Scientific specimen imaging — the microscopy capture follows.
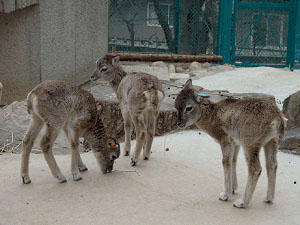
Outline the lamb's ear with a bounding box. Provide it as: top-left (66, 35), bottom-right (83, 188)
top-left (111, 55), bottom-right (120, 66)
top-left (182, 79), bottom-right (193, 90)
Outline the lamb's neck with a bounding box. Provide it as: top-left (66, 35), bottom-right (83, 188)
top-left (109, 66), bottom-right (127, 93)
top-left (196, 103), bottom-right (219, 131)
top-left (84, 116), bottom-right (108, 149)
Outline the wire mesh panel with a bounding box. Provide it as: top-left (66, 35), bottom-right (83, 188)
top-left (108, 0), bottom-right (220, 55)
top-left (233, 9), bottom-right (289, 66)
top-left (109, 0), bottom-right (175, 53)
top-left (176, 0), bottom-right (219, 55)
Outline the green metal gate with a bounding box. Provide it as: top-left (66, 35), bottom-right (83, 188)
top-left (230, 0), bottom-right (298, 68)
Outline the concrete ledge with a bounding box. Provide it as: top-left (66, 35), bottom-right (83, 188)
top-left (0, 0), bottom-right (39, 13)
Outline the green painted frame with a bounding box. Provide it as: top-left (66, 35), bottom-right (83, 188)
top-left (230, 0), bottom-right (297, 69)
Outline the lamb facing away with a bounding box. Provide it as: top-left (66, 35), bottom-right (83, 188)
top-left (21, 80), bottom-right (120, 184)
top-left (175, 79), bottom-right (286, 208)
top-left (91, 55), bottom-right (164, 166)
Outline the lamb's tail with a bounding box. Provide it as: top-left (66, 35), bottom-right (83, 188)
top-left (278, 116), bottom-right (288, 141)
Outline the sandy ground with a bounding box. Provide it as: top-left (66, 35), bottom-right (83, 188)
top-left (1, 66), bottom-right (300, 224)
top-left (0, 131), bottom-right (299, 225)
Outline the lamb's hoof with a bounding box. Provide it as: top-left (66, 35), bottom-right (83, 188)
top-left (264, 198), bottom-right (273, 204)
top-left (144, 156), bottom-right (149, 160)
top-left (219, 192), bottom-right (230, 201)
top-left (22, 176), bottom-right (31, 184)
top-left (130, 158), bottom-right (136, 166)
top-left (57, 176), bottom-right (67, 183)
top-left (73, 174), bottom-right (83, 181)
top-left (233, 199), bottom-right (247, 208)
top-left (124, 151), bottom-right (129, 156)
top-left (78, 166), bottom-right (88, 172)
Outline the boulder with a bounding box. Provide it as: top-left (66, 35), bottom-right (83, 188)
top-left (169, 73), bottom-right (190, 80)
top-left (122, 64), bottom-right (169, 81)
top-left (279, 127), bottom-right (300, 153)
top-left (168, 64), bottom-right (176, 73)
top-left (151, 61), bottom-right (167, 67)
top-left (89, 80), bottom-right (275, 144)
top-left (282, 91), bottom-right (300, 129)
top-left (189, 62), bottom-right (203, 72)
top-left (176, 66), bottom-right (185, 73)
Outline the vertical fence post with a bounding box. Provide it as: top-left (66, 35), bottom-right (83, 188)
top-left (173, 0), bottom-right (180, 54)
top-left (286, 0), bottom-right (297, 69)
top-left (289, 0), bottom-right (300, 69)
top-left (216, 0), bottom-right (233, 64)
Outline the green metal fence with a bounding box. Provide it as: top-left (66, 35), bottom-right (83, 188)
top-left (109, 0), bottom-right (219, 55)
top-left (230, 0), bottom-right (297, 68)
top-left (108, 0), bottom-right (300, 69)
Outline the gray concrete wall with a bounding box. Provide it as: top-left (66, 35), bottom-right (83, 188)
top-left (0, 5), bottom-right (41, 104)
top-left (40, 0), bottom-right (109, 85)
top-left (0, 0), bottom-right (109, 104)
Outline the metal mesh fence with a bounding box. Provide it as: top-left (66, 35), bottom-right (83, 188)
top-left (233, 9), bottom-right (289, 66)
top-left (108, 0), bottom-right (219, 55)
top-left (108, 0), bottom-right (299, 68)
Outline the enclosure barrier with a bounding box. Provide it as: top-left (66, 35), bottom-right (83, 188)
top-left (107, 52), bottom-right (222, 62)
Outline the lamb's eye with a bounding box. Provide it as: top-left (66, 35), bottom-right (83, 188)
top-left (100, 67), bottom-right (108, 72)
top-left (186, 107), bottom-right (193, 112)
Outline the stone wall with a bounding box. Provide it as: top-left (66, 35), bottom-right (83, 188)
top-left (0, 0), bottom-right (109, 104)
top-left (0, 5), bottom-right (41, 104)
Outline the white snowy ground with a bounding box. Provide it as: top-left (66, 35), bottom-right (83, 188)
top-left (193, 66), bottom-right (300, 109)
top-left (0, 66), bottom-right (300, 225)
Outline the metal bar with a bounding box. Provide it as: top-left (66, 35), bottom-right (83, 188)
top-left (231, 0), bottom-right (238, 64)
top-left (287, 0), bottom-right (297, 69)
top-left (293, 0), bottom-right (300, 69)
top-left (236, 2), bottom-right (292, 10)
top-left (107, 52), bottom-right (223, 62)
top-left (173, 0), bottom-right (180, 54)
top-left (216, 0), bottom-right (233, 64)
top-left (235, 63), bottom-right (286, 68)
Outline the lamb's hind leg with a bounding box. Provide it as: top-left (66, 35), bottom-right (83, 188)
top-left (21, 114), bottom-right (43, 184)
top-left (264, 139), bottom-right (278, 204)
top-left (131, 121), bottom-right (145, 166)
top-left (232, 144), bottom-right (240, 194)
top-left (143, 112), bottom-right (156, 160)
top-left (123, 112), bottom-right (132, 156)
top-left (40, 123), bottom-right (66, 183)
top-left (234, 146), bottom-right (262, 208)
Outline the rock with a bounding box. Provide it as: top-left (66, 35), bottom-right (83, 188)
top-left (168, 64), bottom-right (176, 73)
top-left (201, 62), bottom-right (211, 68)
top-left (0, 100), bottom-right (70, 154)
top-left (176, 66), bottom-right (185, 73)
top-left (189, 62), bottom-right (203, 72)
top-left (122, 65), bottom-right (169, 81)
top-left (279, 127), bottom-right (300, 152)
top-left (169, 73), bottom-right (190, 80)
top-left (151, 61), bottom-right (167, 67)
top-left (91, 82), bottom-right (181, 142)
top-left (282, 91), bottom-right (300, 129)
top-left (90, 81), bottom-right (275, 144)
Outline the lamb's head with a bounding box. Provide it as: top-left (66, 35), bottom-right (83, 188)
top-left (92, 137), bottom-right (120, 173)
top-left (91, 55), bottom-right (120, 83)
top-left (175, 79), bottom-right (210, 128)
